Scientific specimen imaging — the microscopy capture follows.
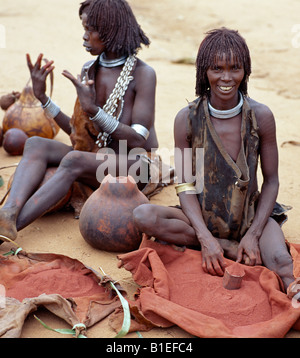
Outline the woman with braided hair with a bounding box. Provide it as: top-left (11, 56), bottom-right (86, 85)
top-left (0, 0), bottom-right (160, 245)
top-left (133, 27), bottom-right (299, 299)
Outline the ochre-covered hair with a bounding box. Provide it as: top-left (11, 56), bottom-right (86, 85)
top-left (86, 0), bottom-right (150, 56)
top-left (195, 27), bottom-right (251, 97)
top-left (79, 0), bottom-right (93, 17)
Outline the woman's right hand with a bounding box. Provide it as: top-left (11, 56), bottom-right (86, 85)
top-left (199, 235), bottom-right (227, 276)
top-left (26, 53), bottom-right (54, 105)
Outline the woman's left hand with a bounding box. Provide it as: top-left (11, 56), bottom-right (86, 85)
top-left (62, 69), bottom-right (98, 117)
top-left (236, 233), bottom-right (262, 266)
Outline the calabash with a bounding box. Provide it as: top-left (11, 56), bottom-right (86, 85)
top-left (79, 174), bottom-right (149, 252)
top-left (2, 84), bottom-right (59, 139)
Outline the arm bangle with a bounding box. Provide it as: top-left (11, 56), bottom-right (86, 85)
top-left (175, 182), bottom-right (196, 196)
top-left (90, 107), bottom-right (119, 135)
top-left (131, 124), bottom-right (150, 140)
top-left (42, 97), bottom-right (61, 119)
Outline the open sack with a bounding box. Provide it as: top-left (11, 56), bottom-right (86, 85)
top-left (0, 250), bottom-right (125, 338)
top-left (113, 235), bottom-right (300, 338)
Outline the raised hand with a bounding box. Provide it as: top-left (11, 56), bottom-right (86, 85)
top-left (26, 53), bottom-right (54, 104)
top-left (62, 69), bottom-right (98, 117)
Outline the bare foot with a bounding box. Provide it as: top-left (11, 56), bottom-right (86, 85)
top-left (218, 238), bottom-right (250, 264)
top-left (218, 239), bottom-right (239, 260)
top-left (0, 208), bottom-right (18, 243)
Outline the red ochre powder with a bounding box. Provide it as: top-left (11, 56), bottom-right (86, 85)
top-left (194, 268), bottom-right (272, 329)
top-left (6, 266), bottom-right (103, 301)
top-left (225, 261), bottom-right (245, 277)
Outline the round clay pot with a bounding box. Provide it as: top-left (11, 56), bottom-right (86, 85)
top-left (3, 128), bottom-right (29, 155)
top-left (79, 174), bottom-right (149, 252)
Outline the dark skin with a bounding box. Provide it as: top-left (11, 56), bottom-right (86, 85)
top-left (0, 11), bottom-right (158, 242)
top-left (133, 54), bottom-right (296, 292)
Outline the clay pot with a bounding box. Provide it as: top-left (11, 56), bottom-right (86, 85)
top-left (3, 128), bottom-right (29, 155)
top-left (79, 174), bottom-right (149, 252)
top-left (2, 82), bottom-right (59, 139)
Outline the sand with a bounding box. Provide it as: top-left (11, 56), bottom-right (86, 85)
top-left (0, 0), bottom-right (300, 338)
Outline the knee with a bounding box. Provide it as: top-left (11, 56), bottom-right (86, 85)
top-left (58, 150), bottom-right (83, 173)
top-left (272, 250), bottom-right (293, 269)
top-left (260, 218), bottom-right (292, 268)
top-left (262, 245), bottom-right (293, 276)
top-left (23, 136), bottom-right (49, 158)
top-left (133, 204), bottom-right (157, 233)
top-left (53, 150), bottom-right (85, 181)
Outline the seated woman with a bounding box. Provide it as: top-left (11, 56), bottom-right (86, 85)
top-left (0, 0), bottom-right (159, 245)
top-left (133, 27), bottom-right (299, 299)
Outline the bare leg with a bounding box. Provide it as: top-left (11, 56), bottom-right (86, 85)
top-left (259, 218), bottom-right (295, 291)
top-left (0, 137), bottom-right (72, 240)
top-left (133, 204), bottom-right (240, 258)
top-left (133, 204), bottom-right (198, 246)
top-left (16, 151), bottom-right (141, 230)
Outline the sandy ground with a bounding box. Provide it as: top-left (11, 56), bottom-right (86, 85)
top-left (1, 0), bottom-right (300, 338)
